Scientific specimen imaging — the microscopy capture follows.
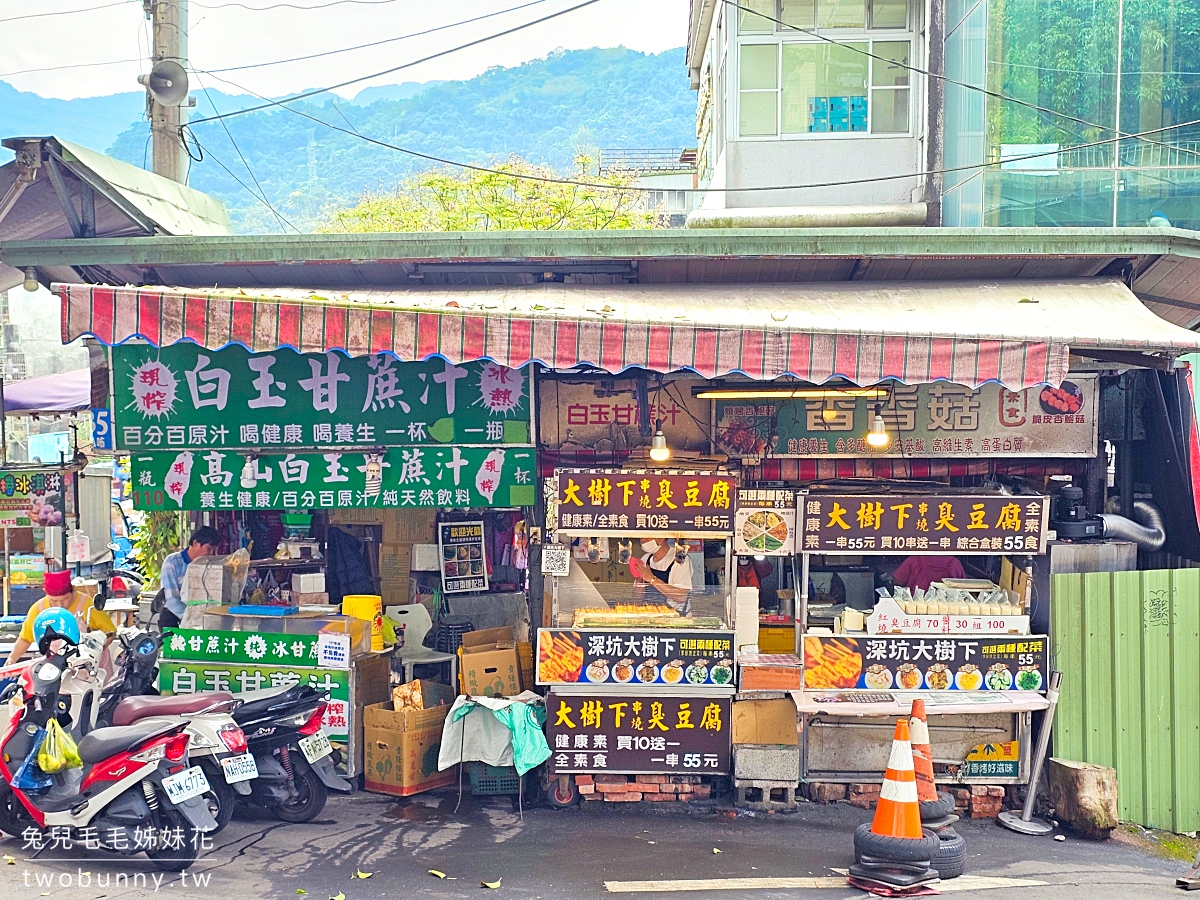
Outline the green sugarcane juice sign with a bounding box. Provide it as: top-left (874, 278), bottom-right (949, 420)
top-left (158, 661), bottom-right (350, 736)
top-left (163, 628), bottom-right (321, 666)
top-left (112, 343), bottom-right (530, 451)
top-left (131, 445), bottom-right (536, 510)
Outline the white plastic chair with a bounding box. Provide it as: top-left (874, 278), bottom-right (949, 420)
top-left (385, 603), bottom-right (457, 689)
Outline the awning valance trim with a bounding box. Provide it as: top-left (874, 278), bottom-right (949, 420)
top-left (57, 279), bottom-right (1200, 390)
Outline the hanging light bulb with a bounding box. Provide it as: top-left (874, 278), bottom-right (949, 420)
top-left (240, 456), bottom-right (257, 489)
top-left (866, 405), bottom-right (890, 449)
top-left (649, 419), bottom-right (671, 462)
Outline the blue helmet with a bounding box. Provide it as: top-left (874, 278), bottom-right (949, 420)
top-left (32, 607), bottom-right (80, 647)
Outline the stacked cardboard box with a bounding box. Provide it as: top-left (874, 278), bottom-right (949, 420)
top-left (459, 627), bottom-right (521, 698)
top-left (362, 684), bottom-right (457, 797)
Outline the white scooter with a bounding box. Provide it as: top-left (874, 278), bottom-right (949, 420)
top-left (55, 630), bottom-right (257, 833)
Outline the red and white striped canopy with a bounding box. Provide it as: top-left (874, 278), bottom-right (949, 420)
top-left (57, 279), bottom-right (1200, 389)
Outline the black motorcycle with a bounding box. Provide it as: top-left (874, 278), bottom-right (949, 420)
top-left (230, 683), bottom-right (352, 823)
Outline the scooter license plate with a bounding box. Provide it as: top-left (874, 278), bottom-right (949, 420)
top-left (298, 732), bottom-right (332, 763)
top-left (162, 765), bottom-right (211, 804)
top-left (220, 753), bottom-right (259, 784)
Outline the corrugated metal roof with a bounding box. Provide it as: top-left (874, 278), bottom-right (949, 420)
top-left (54, 139), bottom-right (230, 237)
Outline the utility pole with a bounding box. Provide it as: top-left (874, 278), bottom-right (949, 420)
top-left (141, 0), bottom-right (190, 184)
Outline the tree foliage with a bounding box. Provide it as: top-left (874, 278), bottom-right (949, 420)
top-left (321, 155), bottom-right (653, 232)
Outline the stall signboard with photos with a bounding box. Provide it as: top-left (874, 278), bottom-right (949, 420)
top-left (551, 470), bottom-right (737, 537)
top-left (546, 692), bottom-right (731, 774)
top-left (0, 469), bottom-right (70, 527)
top-left (799, 493), bottom-right (1050, 555)
top-left (537, 628), bottom-right (736, 688)
top-left (131, 446), bottom-right (535, 510)
top-left (715, 377), bottom-right (1098, 459)
top-left (734, 487), bottom-right (797, 556)
top-left (802, 635), bottom-right (1048, 693)
top-left (113, 344), bottom-right (531, 451)
top-left (439, 521), bottom-right (488, 593)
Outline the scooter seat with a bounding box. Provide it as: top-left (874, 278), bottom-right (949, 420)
top-left (112, 692), bottom-right (235, 726)
top-left (77, 719), bottom-right (178, 764)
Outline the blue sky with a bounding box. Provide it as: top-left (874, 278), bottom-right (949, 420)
top-left (3, 0), bottom-right (688, 100)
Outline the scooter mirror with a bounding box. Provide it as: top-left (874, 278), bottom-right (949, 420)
top-left (93, 589), bottom-right (106, 612)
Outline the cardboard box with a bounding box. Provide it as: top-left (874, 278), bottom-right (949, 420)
top-left (330, 509), bottom-right (384, 525)
top-left (460, 627), bottom-right (520, 698)
top-left (391, 679), bottom-right (456, 711)
top-left (732, 699), bottom-right (798, 745)
top-left (362, 700), bottom-right (456, 796)
top-left (294, 572), bottom-right (325, 593)
top-left (517, 642), bottom-right (534, 691)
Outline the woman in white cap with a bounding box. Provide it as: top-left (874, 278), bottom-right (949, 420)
top-left (628, 538), bottom-right (694, 614)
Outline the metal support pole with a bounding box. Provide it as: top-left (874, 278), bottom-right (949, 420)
top-left (3, 527), bottom-right (8, 617)
top-left (1, 376), bottom-right (7, 466)
top-left (795, 552), bottom-right (810, 655)
top-left (998, 670), bottom-right (1063, 835)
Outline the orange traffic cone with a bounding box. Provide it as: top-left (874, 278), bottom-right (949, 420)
top-left (870, 718), bottom-right (924, 839)
top-left (908, 700), bottom-right (938, 803)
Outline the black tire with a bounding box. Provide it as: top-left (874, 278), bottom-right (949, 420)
top-left (547, 777), bottom-right (579, 809)
top-left (919, 792), bottom-right (956, 820)
top-left (271, 757), bottom-right (327, 823)
top-left (853, 823), bottom-right (940, 862)
top-left (199, 759), bottom-right (235, 834)
top-left (144, 808), bottom-right (200, 872)
top-left (931, 831), bottom-right (966, 879)
top-left (0, 784), bottom-right (32, 837)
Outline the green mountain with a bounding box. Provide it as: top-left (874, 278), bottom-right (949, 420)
top-left (104, 47), bottom-right (695, 232)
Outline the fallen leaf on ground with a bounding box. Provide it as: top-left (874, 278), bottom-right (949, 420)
top-left (3, 855), bottom-right (15, 865)
top-left (296, 890), bottom-right (307, 894)
top-left (482, 878), bottom-right (502, 889)
top-left (712, 848), bottom-right (722, 854)
top-left (355, 871), bottom-right (372, 879)
top-left (429, 870), bottom-right (447, 879)
top-left (330, 893), bottom-right (345, 900)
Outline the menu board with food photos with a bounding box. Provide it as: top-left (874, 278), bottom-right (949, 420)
top-left (802, 635), bottom-right (1047, 692)
top-left (537, 628), bottom-right (735, 688)
top-left (546, 692), bottom-right (731, 774)
top-left (734, 488), bottom-right (797, 556)
top-left (439, 520), bottom-right (488, 594)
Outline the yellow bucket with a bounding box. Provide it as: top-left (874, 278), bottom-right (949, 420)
top-left (342, 594), bottom-right (383, 651)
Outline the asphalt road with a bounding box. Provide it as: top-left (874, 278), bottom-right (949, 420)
top-left (0, 791), bottom-right (1187, 900)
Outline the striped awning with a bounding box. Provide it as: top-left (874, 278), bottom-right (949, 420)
top-left (56, 278), bottom-right (1200, 390)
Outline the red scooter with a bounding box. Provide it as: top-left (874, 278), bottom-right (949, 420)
top-left (0, 630), bottom-right (218, 871)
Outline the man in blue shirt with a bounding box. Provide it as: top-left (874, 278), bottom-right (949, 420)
top-left (159, 526), bottom-right (222, 630)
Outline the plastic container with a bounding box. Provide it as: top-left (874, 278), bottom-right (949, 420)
top-left (343, 594), bottom-right (384, 650)
top-left (469, 763), bottom-right (521, 795)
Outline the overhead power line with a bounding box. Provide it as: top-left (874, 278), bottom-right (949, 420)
top-left (193, 68), bottom-right (1200, 197)
top-left (0, 58), bottom-right (144, 78)
top-left (188, 0), bottom-right (606, 124)
top-left (722, 0), bottom-right (1200, 159)
top-left (196, 0), bottom-right (555, 73)
top-left (0, 1), bottom-right (135, 26)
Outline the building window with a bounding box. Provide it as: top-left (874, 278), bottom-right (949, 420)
top-left (740, 0), bottom-right (909, 33)
top-left (736, 0), bottom-right (913, 138)
top-left (741, 38), bottom-right (911, 137)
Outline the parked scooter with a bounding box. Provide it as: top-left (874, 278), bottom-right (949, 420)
top-left (82, 627), bottom-right (347, 824)
top-left (0, 616), bottom-right (218, 871)
top-left (55, 629), bottom-right (256, 833)
top-left (228, 683), bottom-right (352, 822)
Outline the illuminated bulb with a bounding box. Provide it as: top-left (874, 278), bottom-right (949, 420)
top-left (23, 268), bottom-right (38, 293)
top-left (821, 407), bottom-right (840, 423)
top-left (866, 408), bottom-right (890, 449)
top-left (649, 420), bottom-right (671, 462)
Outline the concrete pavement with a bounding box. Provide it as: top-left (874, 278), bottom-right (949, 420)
top-left (0, 791), bottom-right (1187, 899)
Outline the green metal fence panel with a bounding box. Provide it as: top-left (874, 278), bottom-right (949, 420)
top-left (1052, 569), bottom-right (1200, 833)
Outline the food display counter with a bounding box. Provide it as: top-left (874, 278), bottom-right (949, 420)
top-left (789, 488), bottom-right (1053, 786)
top-left (540, 469), bottom-right (739, 779)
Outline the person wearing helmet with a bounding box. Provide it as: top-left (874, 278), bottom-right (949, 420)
top-left (4, 569), bottom-right (115, 665)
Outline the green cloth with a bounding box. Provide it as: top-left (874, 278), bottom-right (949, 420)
top-left (448, 695), bottom-right (550, 776)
